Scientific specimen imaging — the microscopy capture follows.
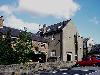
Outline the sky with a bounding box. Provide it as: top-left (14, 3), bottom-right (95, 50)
top-left (0, 0), bottom-right (100, 43)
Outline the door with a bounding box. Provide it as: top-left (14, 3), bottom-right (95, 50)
top-left (66, 52), bottom-right (72, 61)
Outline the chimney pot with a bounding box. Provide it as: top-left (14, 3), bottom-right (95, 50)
top-left (0, 16), bottom-right (4, 28)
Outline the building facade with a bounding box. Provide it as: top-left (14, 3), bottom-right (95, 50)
top-left (0, 16), bottom-right (83, 63)
top-left (39, 19), bottom-right (83, 62)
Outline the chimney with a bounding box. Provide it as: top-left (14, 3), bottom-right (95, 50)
top-left (43, 24), bottom-right (47, 33)
top-left (0, 16), bottom-right (4, 28)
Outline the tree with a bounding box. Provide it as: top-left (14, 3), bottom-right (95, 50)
top-left (14, 29), bottom-right (33, 63)
top-left (0, 28), bottom-right (34, 65)
top-left (0, 29), bottom-right (17, 65)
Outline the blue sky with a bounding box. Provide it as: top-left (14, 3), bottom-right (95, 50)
top-left (73, 0), bottom-right (100, 44)
top-left (0, 0), bottom-right (100, 43)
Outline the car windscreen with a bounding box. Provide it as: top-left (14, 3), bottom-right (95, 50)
top-left (96, 56), bottom-right (100, 60)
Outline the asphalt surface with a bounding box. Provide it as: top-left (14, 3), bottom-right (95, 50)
top-left (40, 70), bottom-right (96, 75)
top-left (40, 67), bottom-right (100, 75)
top-left (0, 67), bottom-right (100, 75)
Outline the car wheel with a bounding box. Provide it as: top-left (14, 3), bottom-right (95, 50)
top-left (93, 64), bottom-right (96, 67)
top-left (72, 63), bottom-right (79, 67)
top-left (95, 63), bottom-right (100, 67)
top-left (75, 63), bottom-right (80, 67)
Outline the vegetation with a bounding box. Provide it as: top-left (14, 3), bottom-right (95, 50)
top-left (0, 28), bottom-right (34, 65)
top-left (0, 29), bottom-right (17, 64)
top-left (0, 27), bottom-right (46, 65)
top-left (14, 29), bottom-right (33, 63)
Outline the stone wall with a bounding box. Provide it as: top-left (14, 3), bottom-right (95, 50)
top-left (0, 62), bottom-right (75, 75)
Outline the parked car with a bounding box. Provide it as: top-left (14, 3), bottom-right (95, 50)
top-left (75, 56), bottom-right (100, 66)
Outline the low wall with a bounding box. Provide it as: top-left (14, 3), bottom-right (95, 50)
top-left (0, 61), bottom-right (75, 75)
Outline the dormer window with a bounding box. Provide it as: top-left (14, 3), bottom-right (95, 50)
top-left (52, 34), bottom-right (55, 40)
top-left (58, 25), bottom-right (62, 29)
top-left (2, 35), bottom-right (6, 38)
top-left (47, 28), bottom-right (50, 32)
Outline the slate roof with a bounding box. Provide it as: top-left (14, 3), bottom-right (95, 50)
top-left (0, 26), bottom-right (21, 37)
top-left (32, 34), bottom-right (47, 42)
top-left (41, 19), bottom-right (71, 35)
top-left (0, 19), bottom-right (71, 42)
top-left (83, 38), bottom-right (89, 43)
top-left (0, 26), bottom-right (47, 43)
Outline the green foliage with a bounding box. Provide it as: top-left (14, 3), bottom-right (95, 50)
top-left (0, 28), bottom-right (46, 65)
top-left (0, 28), bottom-right (33, 65)
top-left (0, 29), bottom-right (18, 65)
top-left (14, 30), bottom-right (33, 63)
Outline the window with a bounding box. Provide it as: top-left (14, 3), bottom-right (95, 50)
top-left (41, 44), bottom-right (45, 48)
top-left (89, 43), bottom-right (92, 46)
top-left (83, 43), bottom-right (86, 48)
top-left (67, 54), bottom-right (71, 61)
top-left (75, 55), bottom-right (78, 60)
top-left (2, 35), bottom-right (6, 38)
top-left (50, 50), bottom-right (56, 57)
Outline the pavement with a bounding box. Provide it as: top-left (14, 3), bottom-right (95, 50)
top-left (39, 66), bottom-right (100, 75)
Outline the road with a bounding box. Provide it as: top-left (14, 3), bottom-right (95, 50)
top-left (0, 66), bottom-right (100, 75)
top-left (39, 66), bottom-right (100, 75)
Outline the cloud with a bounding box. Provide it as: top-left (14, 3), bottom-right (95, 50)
top-left (90, 17), bottom-right (100, 25)
top-left (0, 0), bottom-right (80, 33)
top-left (18, 0), bottom-right (80, 19)
top-left (0, 5), bottom-right (13, 15)
top-left (0, 5), bottom-right (40, 33)
top-left (5, 15), bottom-right (40, 33)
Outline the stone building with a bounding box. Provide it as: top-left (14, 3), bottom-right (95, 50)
top-left (0, 16), bottom-right (83, 63)
top-left (39, 19), bottom-right (83, 62)
top-left (31, 34), bottom-right (48, 55)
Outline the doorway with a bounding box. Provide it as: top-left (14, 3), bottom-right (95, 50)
top-left (66, 52), bottom-right (72, 61)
